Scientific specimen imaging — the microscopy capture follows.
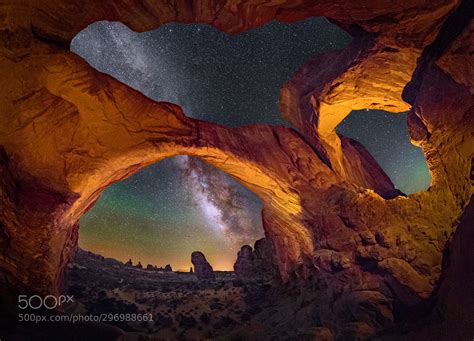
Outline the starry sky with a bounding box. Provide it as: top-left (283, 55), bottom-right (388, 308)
top-left (72, 18), bottom-right (431, 271)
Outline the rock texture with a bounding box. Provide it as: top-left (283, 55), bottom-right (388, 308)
top-left (0, 0), bottom-right (472, 338)
top-left (191, 252), bottom-right (215, 281)
top-left (234, 238), bottom-right (279, 281)
top-left (234, 245), bottom-right (256, 279)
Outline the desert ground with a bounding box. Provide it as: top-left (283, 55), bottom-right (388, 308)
top-left (63, 250), bottom-right (277, 340)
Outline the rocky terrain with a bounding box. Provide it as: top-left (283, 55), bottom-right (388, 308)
top-left (64, 249), bottom-right (277, 340)
top-left (66, 248), bottom-right (422, 340)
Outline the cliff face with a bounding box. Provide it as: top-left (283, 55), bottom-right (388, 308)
top-left (0, 0), bottom-right (472, 337)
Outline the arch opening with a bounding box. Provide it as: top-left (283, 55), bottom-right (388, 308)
top-left (66, 14), bottom-right (434, 279)
top-left (67, 16), bottom-right (434, 203)
top-left (70, 18), bottom-right (352, 127)
top-left (67, 17), bottom-right (353, 276)
top-left (336, 109), bottom-right (432, 195)
top-left (79, 155), bottom-right (265, 271)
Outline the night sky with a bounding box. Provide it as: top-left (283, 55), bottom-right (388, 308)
top-left (71, 18), bottom-right (430, 271)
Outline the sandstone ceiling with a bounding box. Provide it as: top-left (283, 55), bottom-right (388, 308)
top-left (0, 0), bottom-right (472, 338)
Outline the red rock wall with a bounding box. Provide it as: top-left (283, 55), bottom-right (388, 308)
top-left (0, 0), bottom-right (472, 337)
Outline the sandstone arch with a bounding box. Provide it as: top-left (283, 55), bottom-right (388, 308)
top-left (0, 0), bottom-right (472, 337)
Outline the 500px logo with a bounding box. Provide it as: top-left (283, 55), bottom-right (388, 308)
top-left (18, 295), bottom-right (74, 310)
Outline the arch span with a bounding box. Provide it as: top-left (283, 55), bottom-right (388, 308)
top-left (1, 49), bottom-right (334, 292)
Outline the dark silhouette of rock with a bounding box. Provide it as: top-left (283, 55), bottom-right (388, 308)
top-left (146, 264), bottom-right (154, 271)
top-left (125, 259), bottom-right (133, 267)
top-left (190, 267), bottom-right (193, 273)
top-left (164, 264), bottom-right (172, 272)
top-left (191, 252), bottom-right (215, 281)
top-left (135, 261), bottom-right (143, 269)
top-left (254, 238), bottom-right (279, 279)
top-left (234, 245), bottom-right (255, 278)
top-left (234, 238), bottom-right (279, 280)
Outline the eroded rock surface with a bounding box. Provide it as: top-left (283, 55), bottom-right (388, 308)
top-left (234, 238), bottom-right (279, 281)
top-left (234, 245), bottom-right (255, 279)
top-left (0, 0), bottom-right (472, 338)
top-left (191, 252), bottom-right (215, 281)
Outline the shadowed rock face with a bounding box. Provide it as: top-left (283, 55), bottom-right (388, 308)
top-left (234, 245), bottom-right (256, 279)
top-left (191, 252), bottom-right (215, 281)
top-left (0, 0), bottom-right (472, 337)
top-left (234, 238), bottom-right (279, 280)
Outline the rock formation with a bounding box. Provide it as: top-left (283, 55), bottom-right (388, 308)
top-left (234, 238), bottom-right (279, 280)
top-left (253, 238), bottom-right (279, 280)
top-left (135, 262), bottom-right (143, 269)
top-left (164, 264), bottom-right (172, 272)
top-left (191, 252), bottom-right (215, 281)
top-left (234, 245), bottom-right (255, 278)
top-left (0, 0), bottom-right (472, 338)
top-left (125, 259), bottom-right (133, 267)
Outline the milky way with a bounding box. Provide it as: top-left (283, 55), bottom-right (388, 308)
top-left (72, 18), bottom-right (430, 270)
top-left (176, 156), bottom-right (261, 246)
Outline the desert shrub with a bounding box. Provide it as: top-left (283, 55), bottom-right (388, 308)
top-left (154, 313), bottom-right (173, 328)
top-left (179, 314), bottom-right (197, 328)
top-left (199, 312), bottom-right (210, 325)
